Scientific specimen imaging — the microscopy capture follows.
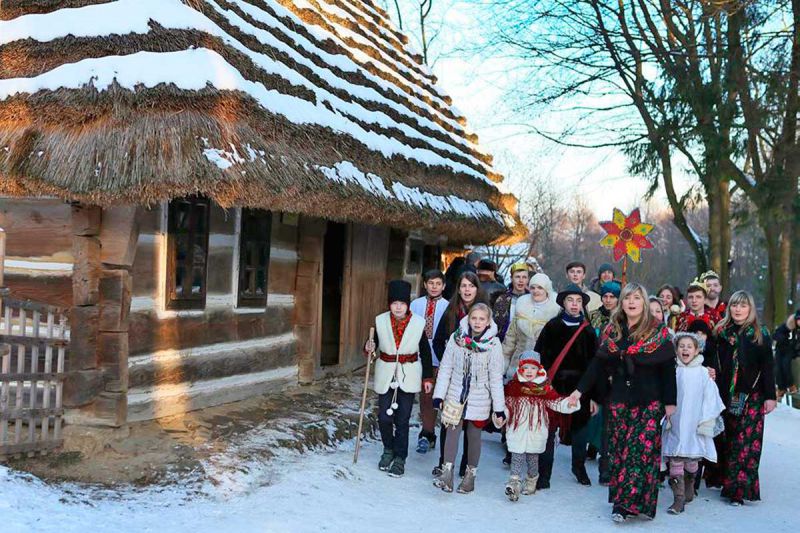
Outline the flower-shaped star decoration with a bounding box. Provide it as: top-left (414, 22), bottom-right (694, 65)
top-left (598, 208), bottom-right (654, 263)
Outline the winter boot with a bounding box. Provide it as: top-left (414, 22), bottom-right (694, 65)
top-left (536, 477), bottom-right (550, 490)
top-left (522, 475), bottom-right (539, 495)
top-left (572, 461), bottom-right (592, 486)
top-left (433, 462), bottom-right (454, 492)
top-left (387, 457), bottom-right (405, 477)
top-left (611, 506), bottom-right (632, 523)
top-left (684, 472), bottom-right (696, 503)
top-left (416, 436), bottom-right (430, 454)
top-left (505, 475), bottom-right (522, 502)
top-left (668, 476), bottom-right (686, 514)
top-left (378, 450), bottom-right (394, 471)
top-left (502, 451), bottom-right (512, 466)
top-left (457, 466), bottom-right (477, 494)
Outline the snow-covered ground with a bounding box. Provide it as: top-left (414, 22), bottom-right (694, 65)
top-left (2, 406), bottom-right (798, 532)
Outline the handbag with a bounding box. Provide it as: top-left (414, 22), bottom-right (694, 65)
top-left (440, 399), bottom-right (465, 428)
top-left (729, 371), bottom-right (761, 416)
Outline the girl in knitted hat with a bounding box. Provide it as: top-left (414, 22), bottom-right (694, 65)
top-left (503, 351), bottom-right (580, 501)
top-left (661, 332), bottom-right (725, 514)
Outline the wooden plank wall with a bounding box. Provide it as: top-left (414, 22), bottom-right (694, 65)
top-left (125, 204), bottom-right (300, 421)
top-left (0, 198), bottom-right (72, 307)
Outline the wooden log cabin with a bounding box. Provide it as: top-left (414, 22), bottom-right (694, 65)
top-left (0, 0), bottom-right (524, 428)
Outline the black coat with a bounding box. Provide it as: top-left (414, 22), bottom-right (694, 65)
top-left (578, 326), bottom-right (676, 407)
top-left (716, 326), bottom-right (776, 406)
top-left (534, 317), bottom-right (598, 429)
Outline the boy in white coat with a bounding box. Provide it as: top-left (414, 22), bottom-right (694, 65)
top-left (662, 332), bottom-right (725, 514)
top-left (504, 351), bottom-right (580, 501)
top-left (365, 280), bottom-right (433, 477)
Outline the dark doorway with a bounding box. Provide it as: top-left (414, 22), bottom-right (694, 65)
top-left (321, 222), bottom-right (347, 366)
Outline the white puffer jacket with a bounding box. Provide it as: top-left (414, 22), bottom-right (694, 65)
top-left (433, 317), bottom-right (506, 421)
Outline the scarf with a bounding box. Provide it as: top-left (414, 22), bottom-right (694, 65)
top-left (560, 310), bottom-right (584, 326)
top-left (718, 323), bottom-right (754, 396)
top-left (390, 312), bottom-right (412, 349)
top-left (601, 320), bottom-right (671, 357)
top-left (454, 325), bottom-right (494, 352)
top-left (424, 295), bottom-right (442, 339)
top-left (505, 377), bottom-right (564, 429)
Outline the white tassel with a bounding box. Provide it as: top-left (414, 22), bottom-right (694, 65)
top-left (391, 402), bottom-right (399, 410)
top-left (386, 408), bottom-right (394, 416)
top-left (390, 381), bottom-right (399, 389)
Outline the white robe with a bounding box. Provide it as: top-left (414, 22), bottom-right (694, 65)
top-left (662, 355), bottom-right (725, 462)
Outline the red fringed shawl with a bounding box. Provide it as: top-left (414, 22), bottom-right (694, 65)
top-left (505, 378), bottom-right (569, 434)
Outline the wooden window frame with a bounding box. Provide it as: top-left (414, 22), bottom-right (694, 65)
top-left (237, 208), bottom-right (272, 308)
top-left (166, 196), bottom-right (211, 310)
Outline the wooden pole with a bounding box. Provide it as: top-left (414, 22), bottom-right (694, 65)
top-left (0, 227), bottom-right (5, 288)
top-left (354, 327), bottom-right (375, 464)
top-left (621, 256), bottom-right (628, 285)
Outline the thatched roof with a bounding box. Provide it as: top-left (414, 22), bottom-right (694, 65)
top-left (0, 0), bottom-right (524, 244)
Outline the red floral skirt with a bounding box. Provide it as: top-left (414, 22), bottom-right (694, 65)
top-left (721, 393), bottom-right (764, 502)
top-left (608, 400), bottom-right (664, 517)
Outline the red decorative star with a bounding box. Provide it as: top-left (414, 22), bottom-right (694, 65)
top-left (598, 208), bottom-right (654, 262)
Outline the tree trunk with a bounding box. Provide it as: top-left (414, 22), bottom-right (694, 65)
top-left (762, 222), bottom-right (788, 329)
top-left (718, 179), bottom-right (732, 289)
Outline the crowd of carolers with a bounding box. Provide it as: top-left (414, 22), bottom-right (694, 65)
top-left (363, 253), bottom-right (800, 523)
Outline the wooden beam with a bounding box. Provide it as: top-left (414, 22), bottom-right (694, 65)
top-left (99, 206), bottom-right (140, 268)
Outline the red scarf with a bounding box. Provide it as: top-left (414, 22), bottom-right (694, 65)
top-left (390, 313), bottom-right (412, 349)
top-left (504, 378), bottom-right (568, 433)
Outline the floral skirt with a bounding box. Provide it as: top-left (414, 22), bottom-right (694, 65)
top-left (721, 393), bottom-right (764, 502)
top-left (608, 401), bottom-right (664, 517)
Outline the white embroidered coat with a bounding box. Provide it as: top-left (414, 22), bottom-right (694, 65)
top-left (373, 311), bottom-right (426, 394)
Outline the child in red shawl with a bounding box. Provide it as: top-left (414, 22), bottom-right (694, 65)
top-left (504, 351), bottom-right (580, 501)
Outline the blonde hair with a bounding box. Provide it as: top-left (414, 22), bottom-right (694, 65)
top-left (608, 283), bottom-right (660, 342)
top-left (715, 290), bottom-right (764, 344)
top-left (468, 302), bottom-right (492, 320)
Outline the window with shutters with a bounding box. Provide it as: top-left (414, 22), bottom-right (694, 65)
top-left (237, 209), bottom-right (272, 308)
top-left (166, 196), bottom-right (210, 310)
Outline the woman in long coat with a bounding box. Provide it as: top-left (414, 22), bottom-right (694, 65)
top-left (569, 283), bottom-right (676, 522)
top-left (715, 290), bottom-right (777, 506)
top-left (502, 272), bottom-right (560, 379)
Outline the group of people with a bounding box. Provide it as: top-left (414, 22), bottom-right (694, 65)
top-left (364, 255), bottom-right (789, 523)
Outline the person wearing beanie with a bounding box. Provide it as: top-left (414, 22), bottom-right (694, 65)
top-left (533, 283), bottom-right (598, 489)
top-left (590, 263), bottom-right (617, 293)
top-left (493, 262), bottom-right (531, 343)
top-left (565, 261), bottom-right (602, 312)
top-left (410, 269), bottom-right (449, 454)
top-left (364, 279), bottom-right (433, 477)
top-left (589, 281), bottom-right (621, 336)
top-left (502, 273), bottom-right (560, 380)
top-left (503, 351), bottom-right (580, 501)
top-left (477, 259), bottom-right (506, 304)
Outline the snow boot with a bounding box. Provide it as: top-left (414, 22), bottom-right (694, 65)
top-left (378, 450), bottom-right (394, 471)
top-left (684, 472), bottom-right (696, 503)
top-left (457, 466), bottom-right (477, 494)
top-left (502, 451), bottom-right (512, 467)
top-left (505, 475), bottom-right (522, 502)
top-left (572, 461), bottom-right (591, 486)
top-left (433, 462), bottom-right (454, 492)
top-left (611, 506), bottom-right (632, 523)
top-left (387, 457), bottom-right (405, 478)
top-left (522, 475), bottom-right (539, 495)
top-left (432, 464), bottom-right (443, 477)
top-left (668, 476), bottom-right (685, 514)
top-left (536, 477), bottom-right (550, 490)
top-left (416, 436), bottom-right (430, 454)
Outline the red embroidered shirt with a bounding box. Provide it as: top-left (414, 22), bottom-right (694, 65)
top-left (390, 313), bottom-right (413, 349)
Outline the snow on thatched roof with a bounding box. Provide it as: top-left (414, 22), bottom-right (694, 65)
top-left (0, 0), bottom-right (524, 243)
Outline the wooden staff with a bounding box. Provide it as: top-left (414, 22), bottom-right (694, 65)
top-left (353, 327), bottom-right (375, 464)
top-left (621, 256), bottom-right (628, 285)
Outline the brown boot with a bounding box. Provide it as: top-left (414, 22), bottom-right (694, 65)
top-left (457, 466), bottom-right (477, 493)
top-left (684, 472), bottom-right (696, 503)
top-left (668, 476), bottom-right (685, 514)
top-left (433, 462), bottom-right (454, 492)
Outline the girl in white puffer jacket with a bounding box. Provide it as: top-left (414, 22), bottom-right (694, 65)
top-left (433, 303), bottom-right (506, 494)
